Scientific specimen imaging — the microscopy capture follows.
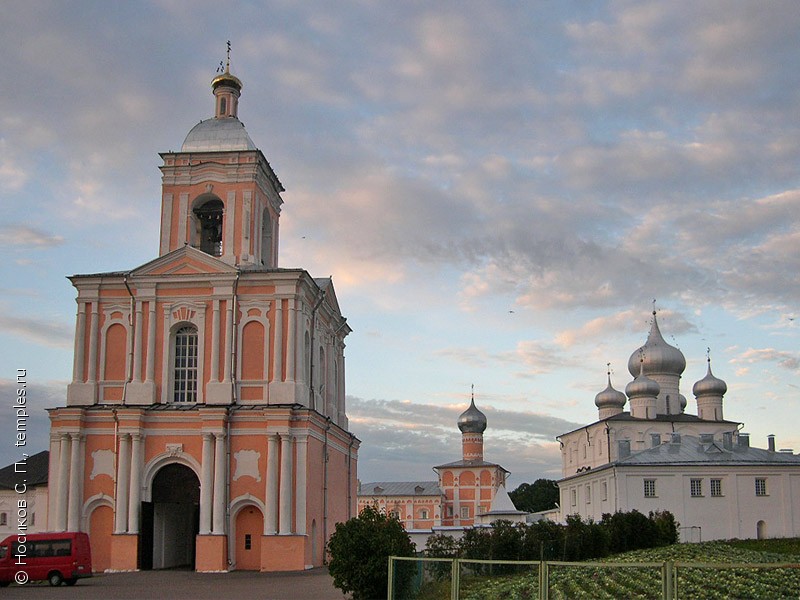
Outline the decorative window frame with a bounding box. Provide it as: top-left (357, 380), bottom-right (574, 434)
top-left (98, 303), bottom-right (131, 382)
top-left (236, 299), bottom-right (271, 384)
top-left (161, 301), bottom-right (206, 404)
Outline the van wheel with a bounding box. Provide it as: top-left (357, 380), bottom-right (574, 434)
top-left (65, 578), bottom-right (78, 586)
top-left (48, 572), bottom-right (64, 586)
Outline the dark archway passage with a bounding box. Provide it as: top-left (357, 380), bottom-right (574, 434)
top-left (142, 463), bottom-right (200, 570)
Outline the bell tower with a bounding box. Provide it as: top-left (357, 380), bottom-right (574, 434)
top-left (157, 59), bottom-right (284, 268)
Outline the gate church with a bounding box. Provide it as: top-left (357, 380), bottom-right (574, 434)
top-left (47, 62), bottom-right (359, 572)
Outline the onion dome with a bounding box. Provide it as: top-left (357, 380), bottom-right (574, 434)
top-left (628, 310), bottom-right (686, 377)
top-left (626, 362), bottom-right (661, 399)
top-left (458, 398), bottom-right (487, 434)
top-left (693, 361), bottom-right (727, 397)
top-left (212, 70), bottom-right (243, 92)
top-left (595, 372), bottom-right (627, 410)
top-left (679, 394), bottom-right (688, 411)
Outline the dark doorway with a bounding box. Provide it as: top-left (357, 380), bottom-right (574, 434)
top-left (145, 463), bottom-right (200, 570)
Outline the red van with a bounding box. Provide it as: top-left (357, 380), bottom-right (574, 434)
top-left (0, 531), bottom-right (92, 587)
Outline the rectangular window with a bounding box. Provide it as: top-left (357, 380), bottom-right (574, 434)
top-left (585, 485), bottom-right (591, 503)
top-left (571, 489), bottom-right (577, 506)
top-left (755, 478), bottom-right (767, 496)
top-left (690, 478), bottom-right (703, 497)
top-left (710, 478), bottom-right (722, 497)
top-left (644, 479), bottom-right (656, 498)
top-left (446, 506), bottom-right (453, 518)
top-left (460, 506), bottom-right (470, 519)
top-left (602, 482), bottom-right (608, 501)
top-left (244, 534), bottom-right (252, 550)
top-left (420, 509), bottom-right (428, 520)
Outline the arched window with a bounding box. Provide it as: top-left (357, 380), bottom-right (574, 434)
top-left (173, 325), bottom-right (198, 402)
top-left (194, 199), bottom-right (224, 256)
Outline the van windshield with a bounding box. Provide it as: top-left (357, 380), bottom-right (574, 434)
top-left (0, 545), bottom-right (6, 559)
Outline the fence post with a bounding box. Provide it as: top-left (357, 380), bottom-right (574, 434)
top-left (451, 558), bottom-right (460, 600)
top-left (387, 557), bottom-right (394, 600)
top-left (540, 560), bottom-right (549, 600)
top-left (661, 560), bottom-right (674, 600)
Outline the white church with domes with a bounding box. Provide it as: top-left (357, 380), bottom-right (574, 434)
top-left (557, 310), bottom-right (800, 542)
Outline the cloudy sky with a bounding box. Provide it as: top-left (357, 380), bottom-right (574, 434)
top-left (1, 1), bottom-right (799, 488)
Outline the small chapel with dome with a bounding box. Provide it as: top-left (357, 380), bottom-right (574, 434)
top-left (358, 393), bottom-right (517, 545)
top-left (557, 309), bottom-right (800, 541)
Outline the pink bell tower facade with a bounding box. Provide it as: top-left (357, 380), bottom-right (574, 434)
top-left (48, 62), bottom-right (358, 573)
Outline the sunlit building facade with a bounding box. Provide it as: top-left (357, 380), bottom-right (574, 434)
top-left (47, 64), bottom-right (358, 572)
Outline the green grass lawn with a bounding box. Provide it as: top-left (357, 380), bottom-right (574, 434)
top-left (427, 538), bottom-right (800, 600)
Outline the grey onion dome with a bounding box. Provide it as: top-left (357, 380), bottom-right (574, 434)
top-left (595, 373), bottom-right (627, 409)
top-left (458, 398), bottom-right (487, 434)
top-left (679, 394), bottom-right (688, 411)
top-left (626, 362), bottom-right (661, 399)
top-left (693, 362), bottom-right (728, 397)
top-left (181, 118), bottom-right (257, 152)
top-left (628, 311), bottom-right (687, 377)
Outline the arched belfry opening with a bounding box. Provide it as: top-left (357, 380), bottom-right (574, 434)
top-left (141, 463), bottom-right (200, 570)
top-left (193, 198), bottom-right (224, 257)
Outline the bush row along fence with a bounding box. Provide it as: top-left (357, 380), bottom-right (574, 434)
top-left (387, 556), bottom-right (800, 600)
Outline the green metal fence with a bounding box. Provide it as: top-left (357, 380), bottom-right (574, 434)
top-left (387, 556), bottom-right (800, 599)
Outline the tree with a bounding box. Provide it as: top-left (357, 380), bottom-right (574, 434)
top-left (327, 505), bottom-right (416, 600)
top-left (509, 479), bottom-right (559, 512)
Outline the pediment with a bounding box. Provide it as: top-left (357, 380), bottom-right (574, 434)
top-left (131, 246), bottom-right (239, 277)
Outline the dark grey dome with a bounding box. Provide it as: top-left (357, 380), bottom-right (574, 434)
top-left (626, 363), bottom-right (661, 399)
top-left (458, 399), bottom-right (487, 434)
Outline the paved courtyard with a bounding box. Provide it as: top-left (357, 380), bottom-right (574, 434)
top-left (4, 568), bottom-right (350, 599)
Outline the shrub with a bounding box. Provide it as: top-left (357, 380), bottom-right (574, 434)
top-left (327, 505), bottom-right (416, 600)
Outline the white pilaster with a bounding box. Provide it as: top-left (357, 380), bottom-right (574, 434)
top-left (127, 433), bottom-right (143, 533)
top-left (67, 434), bottom-right (82, 531)
top-left (294, 436), bottom-right (307, 535)
top-left (72, 302), bottom-right (86, 382)
top-left (279, 433), bottom-right (293, 535)
top-left (87, 302), bottom-right (99, 383)
top-left (286, 300), bottom-right (296, 382)
top-left (212, 433), bottom-right (226, 534)
top-left (133, 301), bottom-right (143, 382)
top-left (114, 433), bottom-right (131, 534)
top-left (272, 300), bottom-right (283, 383)
top-left (55, 434), bottom-right (70, 531)
top-left (200, 433), bottom-right (214, 534)
top-left (210, 300), bottom-right (220, 382)
top-left (145, 300), bottom-right (156, 383)
top-left (265, 434), bottom-right (279, 534)
top-left (223, 300), bottom-right (233, 383)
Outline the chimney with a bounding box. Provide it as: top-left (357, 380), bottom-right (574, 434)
top-left (651, 433), bottom-right (661, 448)
top-left (722, 431), bottom-right (733, 450)
top-left (768, 435), bottom-right (776, 452)
top-left (738, 432), bottom-right (750, 448)
top-left (670, 433), bottom-right (681, 444)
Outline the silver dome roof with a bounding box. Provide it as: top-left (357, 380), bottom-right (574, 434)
top-left (458, 399), bottom-right (487, 434)
top-left (626, 362), bottom-right (661, 398)
top-left (628, 311), bottom-right (686, 377)
top-left (181, 117), bottom-right (256, 152)
top-left (595, 373), bottom-right (627, 409)
top-left (693, 362), bottom-right (728, 397)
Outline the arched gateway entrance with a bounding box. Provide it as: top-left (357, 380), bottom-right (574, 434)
top-left (140, 463), bottom-right (200, 570)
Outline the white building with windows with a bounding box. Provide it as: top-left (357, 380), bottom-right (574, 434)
top-left (556, 310), bottom-right (800, 541)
